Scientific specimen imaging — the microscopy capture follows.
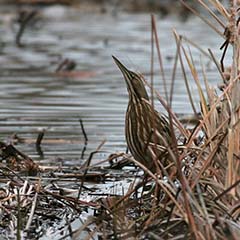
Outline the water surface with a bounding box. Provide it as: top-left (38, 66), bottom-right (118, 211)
top-left (0, 5), bottom-right (225, 166)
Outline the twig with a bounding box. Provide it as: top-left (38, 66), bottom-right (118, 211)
top-left (208, 48), bottom-right (226, 82)
top-left (17, 188), bottom-right (21, 240)
top-left (197, 0), bottom-right (226, 28)
top-left (151, 15), bottom-right (168, 103)
top-left (173, 31), bottom-right (198, 116)
top-left (25, 192), bottom-right (38, 230)
top-left (180, 0), bottom-right (224, 37)
top-left (35, 129), bottom-right (45, 157)
top-left (16, 10), bottom-right (37, 47)
top-left (36, 129), bottom-right (45, 147)
top-left (79, 119), bottom-right (88, 159)
top-left (77, 140), bottom-right (106, 200)
top-left (214, 179), bottom-right (240, 202)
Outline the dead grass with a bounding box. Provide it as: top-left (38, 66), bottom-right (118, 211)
top-left (0, 0), bottom-right (239, 239)
top-left (94, 1), bottom-right (240, 239)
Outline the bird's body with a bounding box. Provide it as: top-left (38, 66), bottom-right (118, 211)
top-left (113, 56), bottom-right (172, 173)
top-left (126, 97), bottom-right (171, 171)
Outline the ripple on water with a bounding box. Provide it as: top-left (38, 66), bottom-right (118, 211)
top-left (0, 7), bottom-right (223, 165)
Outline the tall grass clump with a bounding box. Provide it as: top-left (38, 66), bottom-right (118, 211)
top-left (95, 1), bottom-right (240, 239)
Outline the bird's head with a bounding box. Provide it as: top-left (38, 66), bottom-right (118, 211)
top-left (113, 56), bottom-right (149, 101)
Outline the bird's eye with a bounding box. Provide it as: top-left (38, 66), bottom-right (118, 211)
top-left (130, 73), bottom-right (135, 79)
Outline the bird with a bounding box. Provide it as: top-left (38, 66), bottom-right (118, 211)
top-left (113, 56), bottom-right (173, 174)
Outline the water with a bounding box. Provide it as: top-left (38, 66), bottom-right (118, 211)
top-left (0, 5), bottom-right (225, 166)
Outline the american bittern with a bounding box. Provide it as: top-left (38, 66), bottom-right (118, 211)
top-left (113, 56), bottom-right (172, 173)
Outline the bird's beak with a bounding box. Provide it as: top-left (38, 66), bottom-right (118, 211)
top-left (112, 56), bottom-right (129, 74)
top-left (112, 56), bottom-right (133, 87)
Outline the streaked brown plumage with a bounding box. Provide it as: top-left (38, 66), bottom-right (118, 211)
top-left (113, 56), bottom-right (172, 173)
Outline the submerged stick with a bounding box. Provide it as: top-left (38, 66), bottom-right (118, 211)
top-left (79, 119), bottom-right (88, 159)
top-left (16, 10), bottom-right (37, 47)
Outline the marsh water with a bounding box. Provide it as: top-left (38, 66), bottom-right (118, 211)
top-left (0, 5), bottom-right (226, 167)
